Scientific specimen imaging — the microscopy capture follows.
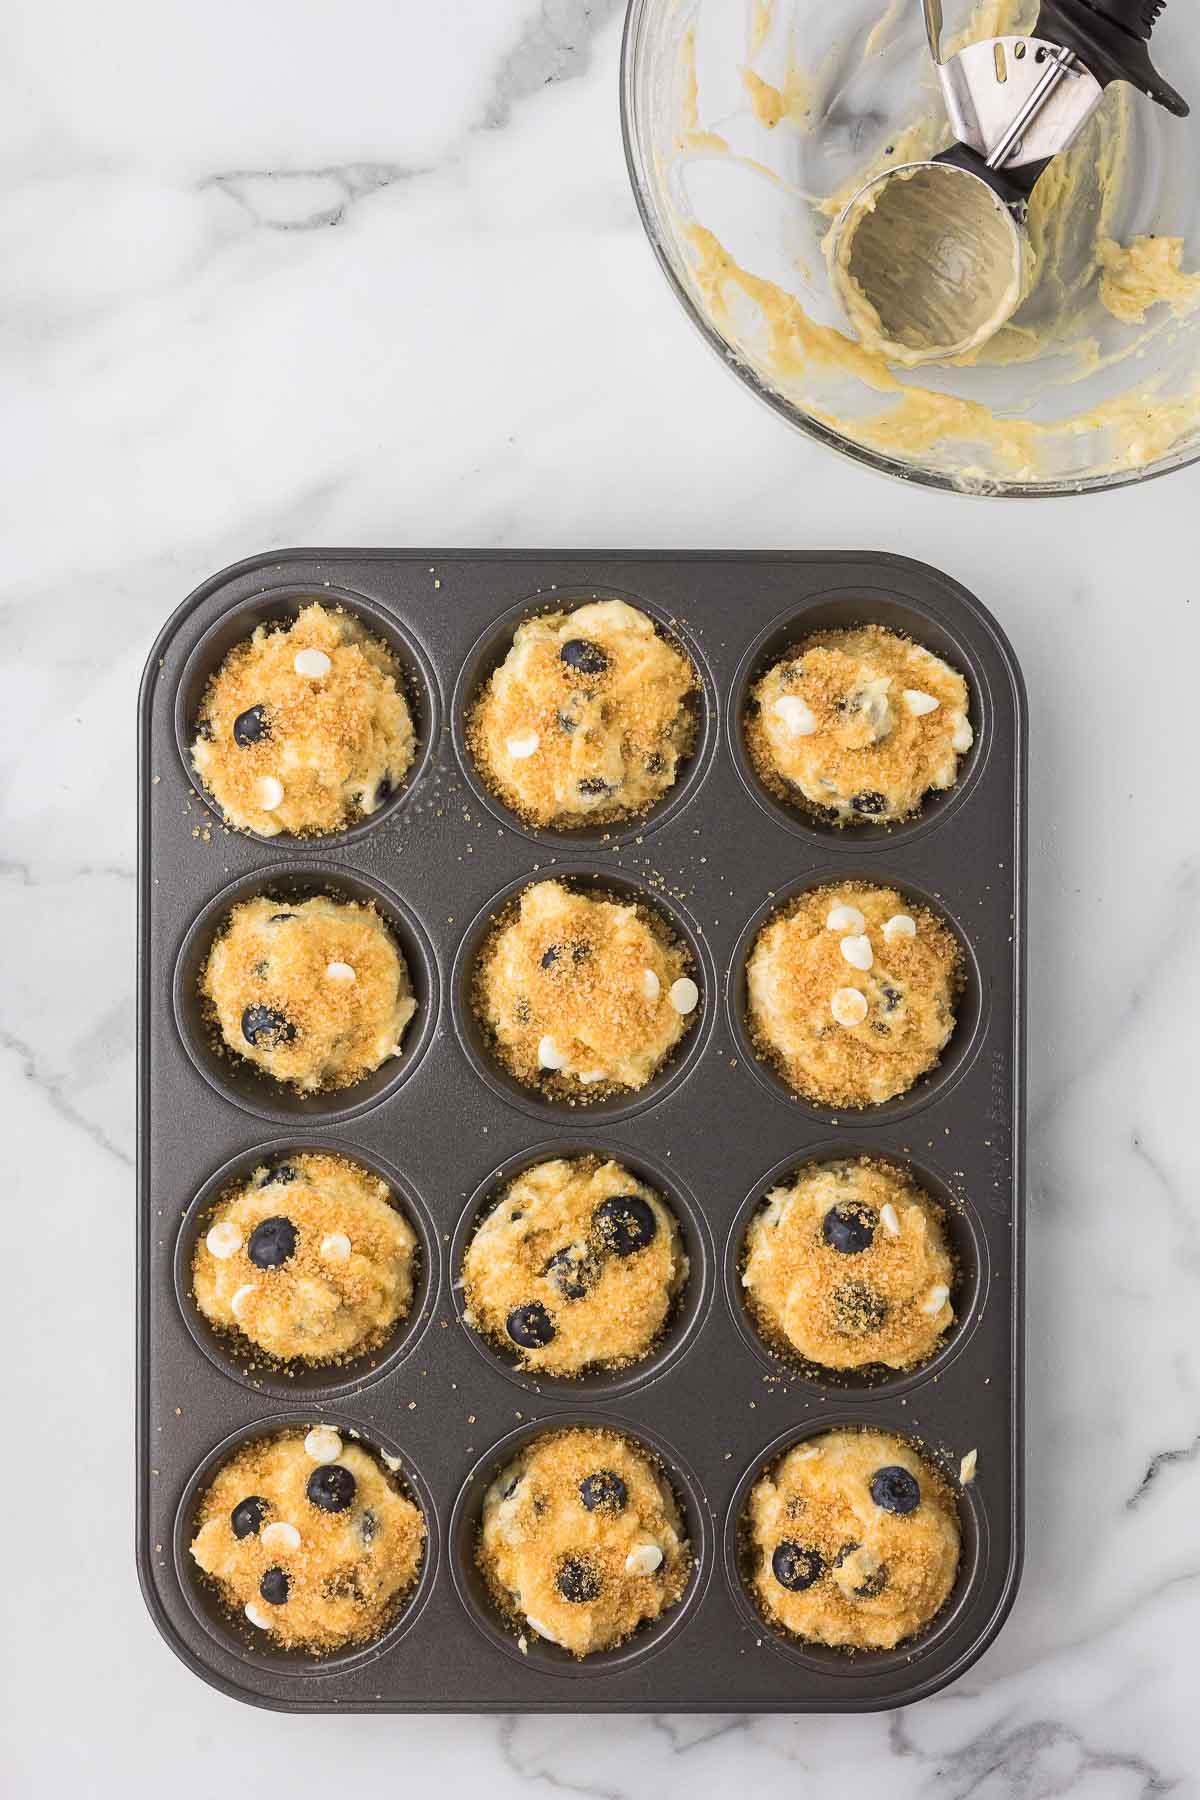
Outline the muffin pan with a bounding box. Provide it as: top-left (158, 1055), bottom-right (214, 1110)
top-left (138, 549), bottom-right (1025, 1711)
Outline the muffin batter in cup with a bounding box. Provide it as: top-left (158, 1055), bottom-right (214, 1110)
top-left (747, 624), bottom-right (972, 824)
top-left (742, 1158), bottom-right (954, 1372)
top-left (477, 1426), bottom-right (691, 1655)
top-left (745, 1428), bottom-right (960, 1651)
top-left (200, 893), bottom-right (417, 1092)
top-left (190, 1426), bottom-right (425, 1653)
top-left (192, 1151), bottom-right (418, 1366)
top-left (472, 879), bottom-right (700, 1098)
top-left (462, 1156), bottom-right (687, 1375)
top-left (746, 881), bottom-right (961, 1107)
top-left (191, 602), bottom-right (416, 837)
top-left (468, 599), bottom-right (697, 828)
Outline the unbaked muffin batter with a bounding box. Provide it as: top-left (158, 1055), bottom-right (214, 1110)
top-left (742, 1158), bottom-right (954, 1371)
top-left (201, 893), bottom-right (417, 1092)
top-left (462, 1156), bottom-right (686, 1375)
top-left (473, 879), bottom-right (700, 1097)
top-left (746, 881), bottom-right (961, 1108)
top-left (468, 600), bottom-right (697, 828)
top-left (748, 625), bottom-right (972, 824)
top-left (746, 1428), bottom-right (959, 1651)
top-left (478, 1426), bottom-right (691, 1655)
top-left (190, 1426), bottom-right (425, 1653)
top-left (192, 1151), bottom-right (418, 1365)
top-left (191, 602), bottom-right (416, 837)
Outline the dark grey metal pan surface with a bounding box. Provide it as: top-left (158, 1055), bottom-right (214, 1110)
top-left (137, 548), bottom-right (1026, 1713)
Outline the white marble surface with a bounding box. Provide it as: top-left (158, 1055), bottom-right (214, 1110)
top-left (4, 0), bottom-right (1200, 1792)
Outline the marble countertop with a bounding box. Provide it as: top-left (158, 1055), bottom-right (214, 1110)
top-left (5, 0), bottom-right (1199, 1792)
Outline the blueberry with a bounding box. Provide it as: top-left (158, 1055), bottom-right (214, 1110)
top-left (196, 719), bottom-right (214, 742)
top-left (579, 1471), bottom-right (627, 1512)
top-left (259, 1567), bottom-right (290, 1606)
top-left (233, 704), bottom-right (270, 747)
top-left (230, 1495), bottom-right (268, 1539)
top-left (269, 911), bottom-right (297, 924)
top-left (851, 790), bottom-right (888, 816)
top-left (556, 1556), bottom-right (602, 1603)
top-left (375, 775), bottom-right (393, 805)
top-left (833, 1543), bottom-right (888, 1597)
top-left (306, 1464), bottom-right (357, 1513)
top-left (831, 1281), bottom-right (889, 1334)
top-left (593, 1195), bottom-right (657, 1257)
top-left (881, 985), bottom-right (901, 1012)
top-left (577, 777), bottom-right (612, 797)
top-left (540, 944), bottom-right (562, 969)
top-left (543, 1246), bottom-right (600, 1302)
top-left (771, 1541), bottom-right (824, 1592)
top-left (359, 1508), bottom-right (378, 1546)
top-left (560, 639), bottom-right (609, 676)
top-left (502, 1474), bottom-right (522, 1500)
top-left (556, 710), bottom-right (578, 734)
top-left (506, 1302), bottom-right (556, 1349)
top-left (869, 1466), bottom-right (921, 1515)
top-left (247, 1215), bottom-right (298, 1269)
top-left (240, 1005), bottom-right (296, 1049)
top-left (260, 1163), bottom-right (298, 1187)
top-left (821, 1202), bottom-right (876, 1255)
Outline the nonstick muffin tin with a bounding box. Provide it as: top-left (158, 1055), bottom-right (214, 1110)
top-left (137, 549), bottom-right (1026, 1713)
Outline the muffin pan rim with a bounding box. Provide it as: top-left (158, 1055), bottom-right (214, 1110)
top-left (172, 1135), bottom-right (443, 1401)
top-left (450, 583), bottom-right (721, 854)
top-left (139, 547), bottom-right (1026, 1713)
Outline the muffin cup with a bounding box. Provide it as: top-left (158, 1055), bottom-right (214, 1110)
top-left (448, 1413), bottom-right (711, 1677)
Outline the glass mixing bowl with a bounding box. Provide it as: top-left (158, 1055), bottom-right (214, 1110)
top-left (621, 0), bottom-right (1200, 495)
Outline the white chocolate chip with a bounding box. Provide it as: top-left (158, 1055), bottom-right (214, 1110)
top-left (960, 1448), bottom-right (978, 1485)
top-left (642, 968), bottom-right (661, 1002)
top-left (825, 904), bottom-right (866, 935)
top-left (244, 1602), bottom-right (272, 1630)
top-left (257, 776), bottom-right (284, 811)
top-left (230, 1284), bottom-right (256, 1318)
top-left (538, 1036), bottom-right (567, 1071)
top-left (903, 688), bottom-right (940, 717)
top-left (525, 1615), bottom-right (562, 1646)
top-left (951, 713), bottom-right (974, 754)
top-left (771, 695), bottom-right (817, 736)
top-left (205, 1221), bottom-right (242, 1260)
top-left (921, 1283), bottom-right (951, 1316)
top-left (293, 647), bottom-right (332, 678)
top-left (669, 977), bottom-right (699, 1015)
top-left (624, 1543), bottom-right (664, 1576)
top-left (320, 1232), bottom-right (352, 1262)
top-left (882, 913), bottom-right (917, 942)
top-left (261, 1521), bottom-right (301, 1553)
top-left (304, 1426), bottom-right (343, 1464)
top-left (578, 1069), bottom-right (606, 1085)
top-left (506, 731), bottom-right (539, 760)
top-left (831, 988), bottom-right (868, 1027)
top-left (325, 961), bottom-right (357, 983)
top-left (880, 1203), bottom-right (901, 1237)
top-left (794, 1444), bottom-right (822, 1462)
top-left (840, 933), bottom-right (874, 972)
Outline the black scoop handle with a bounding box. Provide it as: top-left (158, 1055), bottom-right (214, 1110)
top-left (1036, 0), bottom-right (1188, 116)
